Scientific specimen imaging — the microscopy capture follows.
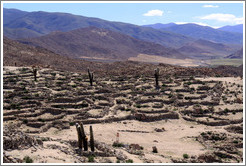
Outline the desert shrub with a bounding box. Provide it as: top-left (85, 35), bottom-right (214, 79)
top-left (190, 76), bottom-right (195, 80)
top-left (38, 118), bottom-right (45, 122)
top-left (135, 104), bottom-right (141, 108)
top-left (69, 122), bottom-right (75, 126)
top-left (141, 104), bottom-right (149, 108)
top-left (186, 81), bottom-right (192, 85)
top-left (211, 135), bottom-right (223, 141)
top-left (126, 159), bottom-right (133, 163)
top-left (88, 155), bottom-right (95, 162)
top-left (8, 78), bottom-right (17, 82)
top-left (58, 77), bottom-right (66, 81)
top-left (197, 86), bottom-right (210, 91)
top-left (125, 108), bottom-right (131, 112)
top-left (152, 146), bottom-right (158, 153)
top-left (208, 106), bottom-right (215, 112)
top-left (80, 101), bottom-right (89, 107)
top-left (41, 137), bottom-right (49, 141)
top-left (20, 67), bottom-right (29, 72)
top-left (23, 89), bottom-right (29, 94)
top-left (190, 87), bottom-right (195, 91)
top-left (22, 96), bottom-right (31, 100)
top-left (183, 154), bottom-right (189, 159)
top-left (56, 81), bottom-right (63, 85)
top-left (112, 142), bottom-right (124, 147)
top-left (120, 106), bottom-right (125, 111)
top-left (10, 103), bottom-right (20, 109)
top-left (51, 73), bottom-right (56, 77)
top-left (168, 94), bottom-right (173, 98)
top-left (224, 108), bottom-right (229, 113)
top-left (23, 156), bottom-right (33, 163)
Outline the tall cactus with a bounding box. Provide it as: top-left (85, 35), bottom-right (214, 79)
top-left (88, 68), bottom-right (94, 86)
top-left (33, 68), bottom-right (37, 81)
top-left (75, 123), bottom-right (82, 149)
top-left (84, 136), bottom-right (88, 151)
top-left (90, 125), bottom-right (95, 152)
top-left (79, 122), bottom-right (87, 151)
top-left (154, 68), bottom-right (159, 89)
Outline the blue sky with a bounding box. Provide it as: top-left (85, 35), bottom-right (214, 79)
top-left (3, 2), bottom-right (244, 28)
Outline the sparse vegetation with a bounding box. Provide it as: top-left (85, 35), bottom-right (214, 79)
top-left (3, 62), bottom-right (243, 163)
top-left (183, 153), bottom-right (189, 159)
top-left (113, 142), bottom-right (124, 148)
top-left (23, 156), bottom-right (33, 163)
top-left (126, 159), bottom-right (133, 163)
top-left (88, 155), bottom-right (95, 162)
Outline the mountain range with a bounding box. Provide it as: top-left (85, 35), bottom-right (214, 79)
top-left (149, 23), bottom-right (242, 45)
top-left (144, 23), bottom-right (243, 34)
top-left (3, 8), bottom-right (192, 48)
top-left (18, 27), bottom-right (185, 60)
top-left (3, 8), bottom-right (243, 63)
top-left (218, 24), bottom-right (243, 33)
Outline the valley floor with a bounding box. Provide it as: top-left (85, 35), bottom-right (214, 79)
top-left (3, 65), bottom-right (243, 163)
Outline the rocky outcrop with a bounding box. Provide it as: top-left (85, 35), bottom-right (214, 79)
top-left (3, 124), bottom-right (43, 150)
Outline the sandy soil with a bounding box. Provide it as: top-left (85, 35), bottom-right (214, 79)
top-left (3, 66), bottom-right (243, 163)
top-left (10, 118), bottom-right (225, 163)
top-left (129, 54), bottom-right (201, 67)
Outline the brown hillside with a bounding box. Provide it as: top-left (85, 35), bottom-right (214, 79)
top-left (18, 27), bottom-right (186, 60)
top-left (178, 39), bottom-right (238, 59)
top-left (4, 37), bottom-right (242, 78)
top-left (226, 48), bottom-right (243, 59)
top-left (3, 36), bottom-right (102, 72)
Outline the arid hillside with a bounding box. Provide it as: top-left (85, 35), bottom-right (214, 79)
top-left (18, 27), bottom-right (186, 60)
top-left (3, 37), bottom-right (243, 78)
top-left (178, 39), bottom-right (238, 59)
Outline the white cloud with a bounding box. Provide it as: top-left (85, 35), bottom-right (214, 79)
top-left (200, 13), bottom-right (243, 24)
top-left (175, 22), bottom-right (209, 26)
top-left (203, 5), bottom-right (219, 8)
top-left (175, 22), bottom-right (219, 29)
top-left (143, 10), bottom-right (163, 16)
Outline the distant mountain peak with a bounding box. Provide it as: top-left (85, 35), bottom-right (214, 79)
top-left (142, 23), bottom-right (176, 29)
top-left (218, 24), bottom-right (243, 33)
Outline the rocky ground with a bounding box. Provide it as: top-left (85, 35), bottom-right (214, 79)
top-left (3, 64), bottom-right (243, 163)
